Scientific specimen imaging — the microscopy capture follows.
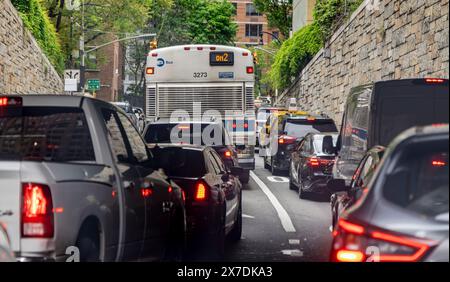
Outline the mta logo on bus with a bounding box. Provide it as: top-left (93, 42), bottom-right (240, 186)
top-left (157, 58), bottom-right (165, 67)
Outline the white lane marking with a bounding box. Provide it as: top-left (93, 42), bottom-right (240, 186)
top-left (267, 176), bottom-right (289, 183)
top-left (250, 171), bottom-right (296, 233)
top-left (243, 214), bottom-right (255, 219)
top-left (289, 239), bottom-right (300, 245)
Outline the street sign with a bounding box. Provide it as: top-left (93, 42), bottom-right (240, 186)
top-left (87, 79), bottom-right (100, 91)
top-left (64, 79), bottom-right (78, 92)
top-left (64, 69), bottom-right (80, 82)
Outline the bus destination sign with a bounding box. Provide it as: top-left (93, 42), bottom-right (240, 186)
top-left (210, 52), bottom-right (234, 66)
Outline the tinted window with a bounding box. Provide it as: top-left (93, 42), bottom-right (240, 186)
top-left (144, 123), bottom-right (226, 146)
top-left (101, 109), bottom-right (128, 161)
top-left (284, 120), bottom-right (337, 138)
top-left (384, 141), bottom-right (449, 219)
top-left (313, 135), bottom-right (338, 155)
top-left (0, 107), bottom-right (95, 162)
top-left (117, 112), bottom-right (148, 163)
top-left (152, 148), bottom-right (206, 177)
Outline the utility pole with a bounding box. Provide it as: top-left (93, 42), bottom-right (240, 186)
top-left (79, 0), bottom-right (86, 93)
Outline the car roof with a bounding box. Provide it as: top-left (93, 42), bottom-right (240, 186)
top-left (389, 124), bottom-right (449, 148)
top-left (149, 143), bottom-right (207, 151)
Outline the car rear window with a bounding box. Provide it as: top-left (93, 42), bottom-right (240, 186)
top-left (313, 135), bottom-right (338, 155)
top-left (284, 120), bottom-right (337, 139)
top-left (144, 123), bottom-right (227, 146)
top-left (0, 107), bottom-right (95, 162)
top-left (151, 147), bottom-right (206, 177)
top-left (384, 140), bottom-right (449, 219)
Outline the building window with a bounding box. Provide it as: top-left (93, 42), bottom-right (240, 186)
top-left (245, 24), bottom-right (263, 38)
top-left (232, 2), bottom-right (237, 15)
top-left (246, 3), bottom-right (261, 16)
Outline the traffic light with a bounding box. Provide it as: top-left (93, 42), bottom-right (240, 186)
top-left (150, 39), bottom-right (158, 50)
top-left (253, 52), bottom-right (258, 65)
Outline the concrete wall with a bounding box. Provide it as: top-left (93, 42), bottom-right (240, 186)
top-left (0, 0), bottom-right (63, 94)
top-left (279, 0), bottom-right (449, 125)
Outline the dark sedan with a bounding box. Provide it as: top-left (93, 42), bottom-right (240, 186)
top-left (289, 133), bottom-right (338, 199)
top-left (329, 124), bottom-right (449, 262)
top-left (330, 146), bottom-right (385, 231)
top-left (150, 144), bottom-right (243, 259)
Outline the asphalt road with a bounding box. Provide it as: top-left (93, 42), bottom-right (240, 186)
top-left (224, 156), bottom-right (333, 262)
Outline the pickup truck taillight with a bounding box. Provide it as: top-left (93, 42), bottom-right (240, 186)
top-left (330, 219), bottom-right (433, 262)
top-left (22, 183), bottom-right (54, 238)
top-left (194, 181), bottom-right (208, 201)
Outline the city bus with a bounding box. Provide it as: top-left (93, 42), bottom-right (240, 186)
top-left (145, 44), bottom-right (256, 176)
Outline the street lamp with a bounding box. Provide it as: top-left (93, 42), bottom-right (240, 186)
top-left (259, 31), bottom-right (281, 45)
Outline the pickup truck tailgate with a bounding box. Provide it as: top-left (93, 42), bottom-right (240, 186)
top-left (0, 161), bottom-right (21, 253)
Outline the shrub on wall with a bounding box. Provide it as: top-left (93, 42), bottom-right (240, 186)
top-left (269, 24), bottom-right (322, 90)
top-left (267, 0), bottom-right (364, 91)
top-left (11, 0), bottom-right (64, 74)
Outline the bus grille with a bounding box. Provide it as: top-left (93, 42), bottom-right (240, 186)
top-left (245, 86), bottom-right (254, 111)
top-left (157, 85), bottom-right (244, 118)
top-left (146, 87), bottom-right (157, 118)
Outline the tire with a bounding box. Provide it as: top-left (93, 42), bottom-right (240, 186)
top-left (289, 179), bottom-right (297, 191)
top-left (271, 159), bottom-right (279, 176)
top-left (76, 223), bottom-right (100, 262)
top-left (240, 170), bottom-right (250, 184)
top-left (164, 208), bottom-right (186, 262)
top-left (264, 157), bottom-right (270, 170)
top-left (229, 196), bottom-right (242, 242)
top-left (298, 179), bottom-right (308, 199)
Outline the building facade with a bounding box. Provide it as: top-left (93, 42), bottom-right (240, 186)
top-left (292, 0), bottom-right (316, 33)
top-left (230, 0), bottom-right (279, 46)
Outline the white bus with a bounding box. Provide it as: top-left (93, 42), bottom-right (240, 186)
top-left (145, 44), bottom-right (256, 171)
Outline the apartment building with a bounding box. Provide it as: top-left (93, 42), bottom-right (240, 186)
top-left (230, 0), bottom-right (279, 46)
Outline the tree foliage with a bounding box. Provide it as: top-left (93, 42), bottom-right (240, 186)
top-left (265, 0), bottom-right (364, 91)
top-left (253, 0), bottom-right (292, 38)
top-left (11, 0), bottom-right (65, 74)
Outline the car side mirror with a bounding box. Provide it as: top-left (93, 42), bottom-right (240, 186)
top-left (221, 173), bottom-right (230, 182)
top-left (322, 135), bottom-right (336, 155)
top-left (230, 166), bottom-right (244, 176)
top-left (327, 179), bottom-right (350, 192)
top-left (295, 138), bottom-right (304, 145)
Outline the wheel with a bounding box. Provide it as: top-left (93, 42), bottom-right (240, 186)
top-left (229, 196), bottom-right (242, 242)
top-left (271, 159), bottom-right (279, 176)
top-left (76, 223), bottom-right (101, 262)
top-left (264, 157), bottom-right (270, 170)
top-left (289, 179), bottom-right (297, 191)
top-left (163, 208), bottom-right (186, 261)
top-left (298, 178), bottom-right (307, 199)
top-left (240, 170), bottom-right (250, 184)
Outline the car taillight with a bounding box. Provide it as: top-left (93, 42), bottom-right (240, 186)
top-left (194, 182), bottom-right (207, 201)
top-left (246, 66), bottom-right (254, 74)
top-left (146, 67), bottom-right (155, 75)
top-left (278, 135), bottom-right (296, 145)
top-left (425, 78), bottom-right (445, 84)
top-left (0, 97), bottom-right (23, 107)
top-left (224, 150), bottom-right (232, 158)
top-left (22, 183), bottom-right (54, 238)
top-left (307, 157), bottom-right (320, 167)
top-left (331, 219), bottom-right (433, 262)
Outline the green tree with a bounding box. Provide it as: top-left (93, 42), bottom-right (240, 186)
top-left (253, 0), bottom-right (292, 38)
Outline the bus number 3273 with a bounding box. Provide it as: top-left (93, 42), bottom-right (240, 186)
top-left (193, 72), bottom-right (208, 78)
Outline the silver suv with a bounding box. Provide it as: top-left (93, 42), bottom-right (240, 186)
top-left (0, 95), bottom-right (185, 262)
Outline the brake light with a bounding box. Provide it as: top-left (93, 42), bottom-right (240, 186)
top-left (0, 97), bottom-right (23, 107)
top-left (210, 47), bottom-right (216, 50)
top-left (331, 219), bottom-right (433, 262)
top-left (243, 52), bottom-right (249, 56)
top-left (197, 47), bottom-right (203, 50)
top-left (307, 157), bottom-right (320, 167)
top-left (246, 66), bottom-right (254, 74)
top-left (278, 135), bottom-right (296, 145)
top-left (224, 150), bottom-right (232, 158)
top-left (307, 117), bottom-right (316, 121)
top-left (22, 183), bottom-right (54, 238)
top-left (432, 160), bottom-right (446, 167)
top-left (184, 47), bottom-right (191, 51)
top-left (195, 182), bottom-right (207, 201)
top-left (146, 67), bottom-right (155, 75)
top-left (425, 78), bottom-right (445, 84)
top-left (151, 53), bottom-right (158, 57)
top-left (141, 188), bottom-right (153, 198)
